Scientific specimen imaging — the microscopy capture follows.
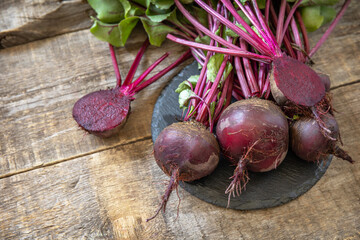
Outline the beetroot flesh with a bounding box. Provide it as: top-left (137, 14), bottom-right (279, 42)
top-left (290, 113), bottom-right (353, 163)
top-left (148, 121), bottom-right (220, 221)
top-left (271, 55), bottom-right (326, 107)
top-left (72, 88), bottom-right (131, 138)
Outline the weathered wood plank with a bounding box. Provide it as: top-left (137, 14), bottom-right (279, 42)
top-left (309, 0), bottom-right (360, 88)
top-left (0, 29), bottom-right (190, 177)
top-left (0, 80), bottom-right (359, 240)
top-left (0, 0), bottom-right (92, 48)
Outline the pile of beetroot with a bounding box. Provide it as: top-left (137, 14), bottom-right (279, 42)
top-left (76, 0), bottom-right (354, 221)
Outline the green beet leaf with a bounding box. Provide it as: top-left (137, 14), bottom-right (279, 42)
top-left (151, 0), bottom-right (174, 10)
top-left (178, 89), bottom-right (196, 109)
top-left (119, 0), bottom-right (145, 17)
top-left (132, 0), bottom-right (150, 7)
top-left (207, 54), bottom-right (224, 83)
top-left (146, 3), bottom-right (173, 23)
top-left (141, 18), bottom-right (176, 46)
top-left (207, 54), bottom-right (233, 84)
top-left (90, 18), bottom-right (122, 47)
top-left (88, 0), bottom-right (125, 23)
top-left (119, 17), bottom-right (140, 46)
top-left (301, 6), bottom-right (324, 32)
top-left (320, 6), bottom-right (336, 25)
top-left (175, 75), bottom-right (199, 93)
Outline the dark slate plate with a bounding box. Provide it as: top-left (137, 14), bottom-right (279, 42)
top-left (151, 61), bottom-right (332, 210)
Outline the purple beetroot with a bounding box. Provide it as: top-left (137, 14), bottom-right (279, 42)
top-left (216, 98), bottom-right (289, 204)
top-left (73, 40), bottom-right (191, 137)
top-left (148, 121), bottom-right (220, 221)
top-left (290, 113), bottom-right (353, 163)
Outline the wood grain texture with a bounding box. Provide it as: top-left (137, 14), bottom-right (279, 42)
top-left (0, 84), bottom-right (359, 239)
top-left (0, 0), bottom-right (92, 48)
top-left (0, 29), bottom-right (189, 177)
top-left (0, 0), bottom-right (359, 239)
top-left (308, 0), bottom-right (360, 88)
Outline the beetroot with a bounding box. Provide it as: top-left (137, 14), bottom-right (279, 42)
top-left (73, 89), bottom-right (131, 137)
top-left (270, 55), bottom-right (326, 107)
top-left (148, 121), bottom-right (220, 221)
top-left (168, 0), bottom-right (351, 109)
top-left (73, 40), bottom-right (191, 137)
top-left (216, 98), bottom-right (289, 203)
top-left (290, 113), bottom-right (353, 163)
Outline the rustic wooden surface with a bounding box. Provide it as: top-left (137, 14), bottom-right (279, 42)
top-left (0, 1), bottom-right (359, 239)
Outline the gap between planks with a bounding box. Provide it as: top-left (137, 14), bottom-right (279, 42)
top-left (0, 135), bottom-right (152, 179)
top-left (330, 79), bottom-right (360, 91)
top-left (0, 27), bottom-right (90, 50)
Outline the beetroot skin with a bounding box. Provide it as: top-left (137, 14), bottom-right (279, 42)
top-left (148, 121), bottom-right (219, 221)
top-left (216, 98), bottom-right (289, 172)
top-left (154, 121), bottom-right (220, 180)
top-left (72, 89), bottom-right (131, 137)
top-left (216, 98), bottom-right (289, 205)
top-left (290, 113), bottom-right (353, 163)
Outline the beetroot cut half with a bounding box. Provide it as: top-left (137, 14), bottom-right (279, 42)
top-left (72, 39), bottom-right (192, 137)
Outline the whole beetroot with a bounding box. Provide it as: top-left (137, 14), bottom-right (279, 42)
top-left (216, 98), bottom-right (289, 204)
top-left (148, 121), bottom-right (220, 221)
top-left (290, 113), bottom-right (353, 163)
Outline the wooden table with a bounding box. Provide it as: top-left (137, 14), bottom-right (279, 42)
top-left (1, 1), bottom-right (359, 239)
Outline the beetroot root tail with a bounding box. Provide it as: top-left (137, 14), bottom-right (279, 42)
top-left (333, 146), bottom-right (354, 164)
top-left (311, 107), bottom-right (337, 141)
top-left (147, 170), bottom-right (179, 222)
top-left (225, 162), bottom-right (249, 208)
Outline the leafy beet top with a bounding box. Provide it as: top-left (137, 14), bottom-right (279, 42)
top-left (72, 89), bottom-right (131, 135)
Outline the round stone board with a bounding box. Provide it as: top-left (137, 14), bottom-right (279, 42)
top-left (151, 61), bottom-right (332, 210)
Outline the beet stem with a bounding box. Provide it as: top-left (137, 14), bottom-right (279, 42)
top-left (123, 38), bottom-right (150, 87)
top-left (128, 52), bottom-right (169, 93)
top-left (265, 0), bottom-right (270, 23)
top-left (196, 55), bottom-right (230, 125)
top-left (195, 0), bottom-right (273, 56)
top-left (280, 0), bottom-right (303, 44)
top-left (174, 0), bottom-right (242, 52)
top-left (269, 2), bottom-right (297, 58)
top-left (109, 44), bottom-right (122, 87)
top-left (234, 56), bottom-right (251, 98)
top-left (240, 39), bottom-right (259, 96)
top-left (222, 0), bottom-right (271, 52)
top-left (309, 0), bottom-right (351, 57)
top-left (289, 11), bottom-right (305, 62)
top-left (134, 49), bottom-right (192, 93)
top-left (258, 62), bottom-right (266, 93)
top-left (146, 170), bottom-right (179, 222)
top-left (295, 11), bottom-right (310, 56)
top-left (251, 0), bottom-right (280, 55)
top-left (166, 19), bottom-right (198, 39)
top-left (276, 0), bottom-right (287, 45)
top-left (166, 34), bottom-right (272, 63)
